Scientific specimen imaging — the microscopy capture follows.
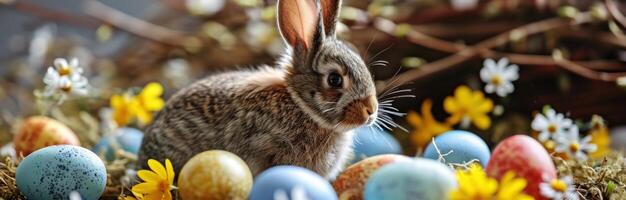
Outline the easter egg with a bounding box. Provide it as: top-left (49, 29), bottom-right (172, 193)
top-left (177, 150), bottom-right (252, 200)
top-left (250, 166), bottom-right (337, 200)
top-left (351, 126), bottom-right (402, 163)
top-left (333, 154), bottom-right (413, 200)
top-left (92, 127), bottom-right (143, 160)
top-left (423, 130), bottom-right (490, 167)
top-left (14, 116), bottom-right (80, 156)
top-left (364, 158), bottom-right (456, 200)
top-left (16, 145), bottom-right (107, 200)
top-left (486, 135), bottom-right (556, 200)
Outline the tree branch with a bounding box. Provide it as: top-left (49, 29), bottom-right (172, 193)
top-left (373, 12), bottom-right (620, 92)
top-left (82, 0), bottom-right (192, 47)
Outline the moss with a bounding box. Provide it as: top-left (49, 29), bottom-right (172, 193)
top-left (554, 152), bottom-right (626, 200)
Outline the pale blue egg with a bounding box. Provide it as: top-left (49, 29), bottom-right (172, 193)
top-left (16, 145), bottom-right (107, 200)
top-left (249, 166), bottom-right (337, 200)
top-left (351, 126), bottom-right (402, 163)
top-left (92, 127), bottom-right (143, 161)
top-left (363, 158), bottom-right (456, 200)
top-left (423, 130), bottom-right (490, 167)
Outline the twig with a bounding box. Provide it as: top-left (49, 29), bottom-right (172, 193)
top-left (376, 13), bottom-right (600, 92)
top-left (553, 55), bottom-right (626, 81)
top-left (82, 0), bottom-right (192, 47)
top-left (604, 0), bottom-right (626, 29)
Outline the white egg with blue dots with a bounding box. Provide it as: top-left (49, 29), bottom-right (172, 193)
top-left (16, 145), bottom-right (107, 200)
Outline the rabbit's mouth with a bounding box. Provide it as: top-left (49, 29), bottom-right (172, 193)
top-left (339, 95), bottom-right (377, 128)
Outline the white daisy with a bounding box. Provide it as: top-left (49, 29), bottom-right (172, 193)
top-left (480, 58), bottom-right (519, 97)
top-left (42, 58), bottom-right (89, 99)
top-left (540, 176), bottom-right (579, 200)
top-left (531, 108), bottom-right (574, 142)
top-left (555, 126), bottom-right (597, 160)
top-left (274, 186), bottom-right (310, 200)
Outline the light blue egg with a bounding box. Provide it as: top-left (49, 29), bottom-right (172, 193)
top-left (423, 130), bottom-right (490, 167)
top-left (249, 166), bottom-right (337, 200)
top-left (92, 127), bottom-right (143, 161)
top-left (16, 145), bottom-right (107, 200)
top-left (364, 158), bottom-right (456, 200)
top-left (351, 126), bottom-right (402, 163)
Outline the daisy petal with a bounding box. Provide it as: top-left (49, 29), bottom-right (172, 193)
top-left (165, 159), bottom-right (175, 185)
top-left (132, 182), bottom-right (158, 193)
top-left (147, 159), bottom-right (168, 178)
top-left (137, 170), bottom-right (162, 183)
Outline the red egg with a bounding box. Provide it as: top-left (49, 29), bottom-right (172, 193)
top-left (14, 116), bottom-right (80, 156)
top-left (486, 135), bottom-right (556, 200)
top-left (332, 154), bottom-right (412, 200)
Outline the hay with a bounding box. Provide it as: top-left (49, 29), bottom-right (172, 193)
top-left (554, 152), bottom-right (626, 200)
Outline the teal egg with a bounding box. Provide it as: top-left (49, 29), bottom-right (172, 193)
top-left (423, 130), bottom-right (490, 167)
top-left (363, 158), bottom-right (456, 200)
top-left (352, 126), bottom-right (402, 163)
top-left (92, 127), bottom-right (143, 161)
top-left (16, 145), bottom-right (107, 200)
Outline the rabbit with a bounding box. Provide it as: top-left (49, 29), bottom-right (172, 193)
top-left (137, 0), bottom-right (378, 179)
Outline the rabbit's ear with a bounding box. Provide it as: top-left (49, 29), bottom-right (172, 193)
top-left (320, 0), bottom-right (341, 37)
top-left (277, 0), bottom-right (322, 50)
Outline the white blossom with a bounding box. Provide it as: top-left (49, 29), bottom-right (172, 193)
top-left (42, 58), bottom-right (89, 99)
top-left (555, 126), bottom-right (597, 160)
top-left (531, 108), bottom-right (573, 142)
top-left (540, 176), bottom-right (579, 200)
top-left (480, 58), bottom-right (519, 97)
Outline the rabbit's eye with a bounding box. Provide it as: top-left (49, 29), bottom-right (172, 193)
top-left (327, 72), bottom-right (343, 88)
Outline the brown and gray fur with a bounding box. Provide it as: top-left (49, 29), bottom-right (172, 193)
top-left (138, 0), bottom-right (378, 178)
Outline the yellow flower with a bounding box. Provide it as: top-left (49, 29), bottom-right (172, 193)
top-left (444, 85), bottom-right (494, 130)
top-left (135, 82), bottom-right (165, 125)
top-left (589, 115), bottom-right (611, 159)
top-left (449, 164), bottom-right (533, 200)
top-left (111, 93), bottom-right (138, 127)
top-left (407, 99), bottom-right (451, 149)
top-left (110, 82), bottom-right (165, 127)
top-left (130, 159), bottom-right (175, 200)
top-left (497, 171), bottom-right (534, 200)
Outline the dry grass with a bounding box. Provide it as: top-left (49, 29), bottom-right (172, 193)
top-left (554, 152), bottom-right (626, 200)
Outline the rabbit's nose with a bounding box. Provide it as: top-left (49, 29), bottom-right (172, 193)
top-left (363, 95), bottom-right (377, 116)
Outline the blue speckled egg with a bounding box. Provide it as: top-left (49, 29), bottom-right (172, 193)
top-left (363, 158), bottom-right (456, 200)
top-left (16, 145), bottom-right (107, 200)
top-left (92, 127), bottom-right (143, 160)
top-left (249, 166), bottom-right (337, 200)
top-left (351, 126), bottom-right (402, 163)
top-left (423, 130), bottom-right (490, 167)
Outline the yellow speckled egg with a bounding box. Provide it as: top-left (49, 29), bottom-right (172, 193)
top-left (333, 154), bottom-right (413, 200)
top-left (177, 150), bottom-right (253, 200)
top-left (14, 116), bottom-right (80, 156)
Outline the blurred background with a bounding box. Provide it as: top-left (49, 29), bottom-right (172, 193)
top-left (1, 0), bottom-right (626, 154)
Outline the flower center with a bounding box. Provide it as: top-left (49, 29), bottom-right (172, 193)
top-left (491, 75), bottom-right (502, 86)
top-left (58, 65), bottom-right (72, 76)
top-left (550, 179), bottom-right (567, 193)
top-left (569, 141), bottom-right (580, 152)
top-left (544, 140), bottom-right (556, 152)
top-left (158, 180), bottom-right (169, 192)
top-left (547, 124), bottom-right (557, 133)
top-left (60, 81), bottom-right (72, 92)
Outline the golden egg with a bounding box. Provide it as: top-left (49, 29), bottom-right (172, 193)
top-left (14, 116), bottom-right (80, 156)
top-left (177, 150), bottom-right (253, 200)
